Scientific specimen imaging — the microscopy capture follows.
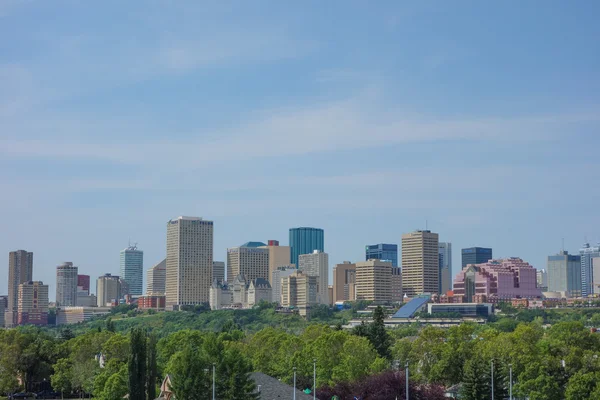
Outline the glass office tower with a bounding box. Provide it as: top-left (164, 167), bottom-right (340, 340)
top-left (289, 227), bottom-right (324, 266)
top-left (461, 247), bottom-right (493, 268)
top-left (365, 243), bottom-right (398, 267)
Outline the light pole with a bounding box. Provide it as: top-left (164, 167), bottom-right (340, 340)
top-left (212, 363), bottom-right (216, 400)
top-left (293, 366), bottom-right (297, 400)
top-left (405, 361), bottom-right (409, 400)
top-left (313, 359), bottom-right (317, 400)
top-left (491, 360), bottom-right (494, 400)
top-left (509, 364), bottom-right (513, 400)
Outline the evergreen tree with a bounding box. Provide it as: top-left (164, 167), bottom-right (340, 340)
top-left (146, 333), bottom-right (158, 400)
top-left (460, 356), bottom-right (489, 400)
top-left (105, 317), bottom-right (116, 333)
top-left (128, 328), bottom-right (147, 400)
top-left (368, 306), bottom-right (392, 359)
top-left (167, 345), bottom-right (210, 399)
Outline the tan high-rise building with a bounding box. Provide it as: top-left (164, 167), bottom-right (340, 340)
top-left (259, 240), bottom-right (292, 286)
top-left (355, 260), bottom-right (392, 302)
top-left (146, 259), bottom-right (166, 295)
top-left (166, 216), bottom-right (213, 309)
top-left (281, 271), bottom-right (317, 316)
top-left (227, 242), bottom-right (269, 283)
top-left (298, 250), bottom-right (329, 304)
top-left (402, 230), bottom-right (439, 296)
top-left (17, 281), bottom-right (49, 326)
top-left (333, 262), bottom-right (356, 303)
top-left (6, 250), bottom-right (33, 327)
top-left (96, 274), bottom-right (122, 307)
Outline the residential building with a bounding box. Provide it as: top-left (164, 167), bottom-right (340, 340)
top-left (355, 260), bottom-right (393, 302)
top-left (6, 250), bottom-right (33, 327)
top-left (56, 262), bottom-right (78, 307)
top-left (120, 244), bottom-right (143, 296)
top-left (17, 281), bottom-right (49, 326)
top-left (146, 259), bottom-right (166, 295)
top-left (212, 261), bottom-right (225, 283)
top-left (166, 216), bottom-right (214, 308)
top-left (298, 250), bottom-right (329, 304)
top-left (271, 266), bottom-right (297, 304)
top-left (580, 243), bottom-right (600, 297)
top-left (289, 227), bottom-right (324, 266)
top-left (453, 258), bottom-right (541, 301)
top-left (96, 274), bottom-right (122, 307)
top-left (402, 230), bottom-right (440, 296)
top-left (209, 280), bottom-right (234, 310)
top-left (365, 243), bottom-right (398, 267)
top-left (547, 251), bottom-right (582, 297)
top-left (248, 279), bottom-right (272, 307)
top-left (77, 275), bottom-right (90, 295)
top-left (536, 269), bottom-right (548, 291)
top-left (281, 271), bottom-right (318, 316)
top-left (461, 247), bottom-right (493, 268)
top-left (332, 262), bottom-right (356, 303)
top-left (439, 242), bottom-right (452, 294)
top-left (259, 240), bottom-right (292, 287)
top-left (227, 242), bottom-right (269, 283)
top-left (0, 295), bottom-right (7, 327)
top-left (56, 307), bottom-right (111, 325)
top-left (391, 266), bottom-right (403, 302)
top-left (137, 295), bottom-right (166, 310)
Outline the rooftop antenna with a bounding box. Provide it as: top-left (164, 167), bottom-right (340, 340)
top-left (426, 219), bottom-right (428, 231)
top-left (562, 238), bottom-right (564, 252)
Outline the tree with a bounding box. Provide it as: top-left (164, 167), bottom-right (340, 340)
top-left (369, 306), bottom-right (392, 359)
top-left (219, 347), bottom-right (259, 400)
top-left (105, 317), bottom-right (116, 333)
top-left (128, 328), bottom-right (147, 400)
top-left (461, 356), bottom-right (489, 400)
top-left (51, 358), bottom-right (73, 399)
top-left (167, 345), bottom-right (210, 400)
top-left (565, 371), bottom-right (600, 400)
top-left (146, 333), bottom-right (158, 400)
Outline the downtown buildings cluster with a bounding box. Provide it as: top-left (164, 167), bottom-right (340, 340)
top-left (2, 214), bottom-right (600, 327)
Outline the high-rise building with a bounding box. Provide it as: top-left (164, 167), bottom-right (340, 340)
top-left (365, 243), bottom-right (398, 267)
top-left (77, 275), bottom-right (90, 295)
top-left (0, 296), bottom-right (7, 327)
top-left (146, 259), bottom-right (166, 295)
top-left (391, 267), bottom-right (403, 302)
top-left (438, 243), bottom-right (452, 294)
top-left (96, 274), bottom-right (122, 307)
top-left (281, 271), bottom-right (317, 316)
top-left (536, 269), bottom-right (548, 291)
top-left (547, 251), bottom-right (582, 297)
top-left (6, 250), bottom-right (33, 327)
top-left (17, 281), bottom-right (49, 326)
top-left (166, 216), bottom-right (214, 308)
top-left (120, 244), bottom-right (143, 296)
top-left (259, 240), bottom-right (292, 286)
top-left (298, 250), bottom-right (329, 304)
top-left (271, 266), bottom-right (297, 304)
top-left (212, 261), bottom-right (225, 283)
top-left (580, 243), bottom-right (600, 297)
top-left (56, 262), bottom-right (79, 307)
top-left (461, 247), bottom-right (493, 268)
top-left (226, 242), bottom-right (269, 283)
top-left (289, 227), bottom-right (324, 266)
top-left (401, 230), bottom-right (439, 296)
top-left (332, 262), bottom-right (356, 303)
top-left (355, 260), bottom-right (393, 302)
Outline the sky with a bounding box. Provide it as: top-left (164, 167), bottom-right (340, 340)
top-left (1, 0), bottom-right (599, 300)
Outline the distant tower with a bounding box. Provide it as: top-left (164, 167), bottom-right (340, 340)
top-left (56, 262), bottom-right (78, 307)
top-left (289, 227), bottom-right (324, 266)
top-left (438, 243), bottom-right (452, 294)
top-left (402, 230), bottom-right (439, 296)
top-left (298, 250), bottom-right (329, 305)
top-left (120, 244), bottom-right (144, 296)
top-left (6, 250), bottom-right (33, 327)
top-left (147, 259), bottom-right (166, 295)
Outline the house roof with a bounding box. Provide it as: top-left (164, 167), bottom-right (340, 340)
top-left (251, 372), bottom-right (317, 400)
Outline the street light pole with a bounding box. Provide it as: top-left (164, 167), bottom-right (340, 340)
top-left (313, 359), bottom-right (317, 400)
top-left (491, 360), bottom-right (494, 400)
top-left (509, 364), bottom-right (513, 400)
top-left (293, 366), bottom-right (297, 400)
top-left (212, 363), bottom-right (216, 400)
top-left (405, 361), bottom-right (409, 400)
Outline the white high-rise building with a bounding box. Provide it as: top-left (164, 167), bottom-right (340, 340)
top-left (120, 244), bottom-right (143, 296)
top-left (56, 262), bottom-right (78, 307)
top-left (298, 250), bottom-right (329, 305)
top-left (438, 242), bottom-right (452, 294)
top-left (271, 266), bottom-right (297, 304)
top-left (166, 216), bottom-right (214, 309)
top-left (146, 259), bottom-right (166, 295)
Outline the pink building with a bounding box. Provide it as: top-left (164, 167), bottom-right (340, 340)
top-left (453, 258), bottom-right (542, 301)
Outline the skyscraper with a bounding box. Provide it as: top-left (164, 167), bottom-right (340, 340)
top-left (547, 251), bottom-right (581, 297)
top-left (166, 216), bottom-right (214, 308)
top-left (17, 281), bottom-right (49, 326)
top-left (289, 227), bottom-right (324, 266)
top-left (461, 247), bottom-right (493, 268)
top-left (227, 242), bottom-right (269, 283)
top-left (365, 243), bottom-right (398, 267)
top-left (580, 243), bottom-right (600, 297)
top-left (146, 259), bottom-right (166, 295)
top-left (298, 250), bottom-right (329, 305)
top-left (0, 296), bottom-right (7, 327)
top-left (332, 262), bottom-right (356, 303)
top-left (355, 260), bottom-right (393, 302)
top-left (401, 230), bottom-right (439, 296)
top-left (6, 250), bottom-right (33, 327)
top-left (212, 261), bottom-right (225, 283)
top-left (96, 273), bottom-right (122, 307)
top-left (56, 262), bottom-right (78, 307)
top-left (259, 240), bottom-right (292, 286)
top-left (77, 275), bottom-right (90, 295)
top-left (120, 244), bottom-right (143, 296)
top-left (438, 242), bottom-right (452, 294)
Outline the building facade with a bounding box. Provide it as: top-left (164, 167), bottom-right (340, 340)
top-left (298, 250), bottom-right (329, 304)
top-left (259, 240), bottom-right (292, 287)
top-left (391, 266), bottom-right (403, 302)
top-left (17, 281), bottom-right (49, 326)
top-left (120, 244), bottom-right (143, 296)
top-left (461, 247), bottom-right (493, 268)
top-left (6, 250), bottom-right (33, 327)
top-left (137, 295), bottom-right (166, 310)
top-left (439, 242), bottom-right (452, 294)
top-left (271, 266), bottom-right (298, 304)
top-left (209, 280), bottom-right (234, 310)
top-left (166, 216), bottom-right (214, 308)
top-left (547, 251), bottom-right (582, 297)
top-left (402, 230), bottom-right (440, 296)
top-left (248, 279), bottom-right (272, 307)
top-left (365, 243), bottom-right (398, 267)
top-left (536, 269), bottom-right (548, 291)
top-left (77, 275), bottom-right (90, 295)
top-left (580, 243), bottom-right (600, 297)
top-left (0, 296), bottom-right (7, 327)
top-left (147, 259), bottom-right (166, 295)
top-left (355, 260), bottom-right (393, 302)
top-left (56, 307), bottom-right (111, 325)
top-left (227, 242), bottom-right (269, 283)
top-left (96, 274), bottom-right (122, 307)
top-left (289, 227), bottom-right (324, 266)
top-left (212, 261), bottom-right (225, 283)
top-left (56, 262), bottom-right (78, 307)
top-left (281, 271), bottom-right (317, 316)
top-left (332, 262), bottom-right (356, 303)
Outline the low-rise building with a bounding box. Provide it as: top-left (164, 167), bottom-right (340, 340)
top-left (56, 306), bottom-right (111, 325)
top-left (76, 292), bottom-right (97, 307)
top-left (427, 303), bottom-right (493, 318)
top-left (138, 295), bottom-right (166, 310)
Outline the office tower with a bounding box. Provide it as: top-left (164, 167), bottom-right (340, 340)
top-left (547, 251), bottom-right (582, 297)
top-left (461, 247), bottom-right (493, 268)
top-left (365, 243), bottom-right (398, 267)
top-left (259, 240), bottom-right (292, 286)
top-left (6, 250), bottom-right (33, 327)
top-left (146, 259), bottom-right (166, 295)
top-left (289, 227), bottom-right (324, 266)
top-left (536, 269), bottom-right (548, 291)
top-left (438, 243), bottom-right (452, 294)
top-left (17, 281), bottom-right (49, 326)
top-left (271, 266), bottom-right (297, 304)
top-left (453, 258), bottom-right (541, 301)
top-left (333, 262), bottom-right (356, 303)
top-left (580, 243), bottom-right (600, 297)
top-left (96, 274), bottom-right (122, 307)
top-left (212, 261), bottom-right (225, 283)
top-left (391, 267), bottom-right (403, 302)
top-left (226, 242), bottom-right (269, 283)
top-left (166, 216), bottom-right (214, 308)
top-left (355, 260), bottom-right (393, 302)
top-left (56, 262), bottom-right (79, 307)
top-left (298, 250), bottom-right (329, 304)
top-left (120, 244), bottom-right (143, 296)
top-left (77, 275), bottom-right (90, 295)
top-left (281, 271), bottom-right (317, 316)
top-left (401, 230), bottom-right (439, 296)
top-left (0, 296), bottom-right (7, 327)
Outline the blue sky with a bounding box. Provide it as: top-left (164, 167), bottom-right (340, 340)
top-left (1, 0), bottom-right (599, 300)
